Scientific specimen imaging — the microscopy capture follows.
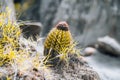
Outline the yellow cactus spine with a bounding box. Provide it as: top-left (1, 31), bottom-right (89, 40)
top-left (0, 8), bottom-right (21, 66)
top-left (43, 21), bottom-right (73, 65)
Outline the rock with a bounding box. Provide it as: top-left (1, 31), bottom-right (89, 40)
top-left (15, 0), bottom-right (120, 47)
top-left (0, 38), bottom-right (100, 80)
top-left (82, 47), bottom-right (96, 56)
top-left (48, 55), bottom-right (100, 80)
top-left (16, 0), bottom-right (41, 21)
top-left (14, 0), bottom-right (62, 36)
top-left (41, 0), bottom-right (120, 47)
top-left (97, 36), bottom-right (120, 56)
top-left (52, 0), bottom-right (115, 47)
top-left (39, 0), bottom-right (62, 36)
top-left (53, 0), bottom-right (87, 36)
top-left (19, 22), bottom-right (42, 40)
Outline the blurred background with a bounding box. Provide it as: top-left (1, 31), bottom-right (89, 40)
top-left (1, 0), bottom-right (120, 80)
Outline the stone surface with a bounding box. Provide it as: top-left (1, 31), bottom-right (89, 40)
top-left (82, 47), bottom-right (96, 56)
top-left (48, 55), bottom-right (100, 80)
top-left (39, 0), bottom-right (62, 36)
top-left (17, 0), bottom-right (120, 47)
top-left (97, 36), bottom-right (120, 56)
top-left (19, 22), bottom-right (42, 40)
top-left (18, 0), bottom-right (41, 21)
top-left (52, 0), bottom-right (119, 47)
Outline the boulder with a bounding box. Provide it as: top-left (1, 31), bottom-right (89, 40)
top-left (52, 0), bottom-right (117, 47)
top-left (97, 36), bottom-right (120, 56)
top-left (82, 47), bottom-right (96, 56)
top-left (15, 0), bottom-right (120, 47)
top-left (19, 22), bottom-right (42, 40)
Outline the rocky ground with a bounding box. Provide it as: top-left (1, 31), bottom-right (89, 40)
top-left (1, 0), bottom-right (120, 80)
top-left (0, 37), bottom-right (100, 80)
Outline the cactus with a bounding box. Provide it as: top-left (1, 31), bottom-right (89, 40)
top-left (43, 21), bottom-right (78, 65)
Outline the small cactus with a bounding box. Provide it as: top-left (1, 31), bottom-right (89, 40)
top-left (44, 21), bottom-right (76, 65)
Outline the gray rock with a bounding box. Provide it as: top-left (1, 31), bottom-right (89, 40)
top-left (19, 0), bottom-right (41, 21)
top-left (52, 0), bottom-right (117, 47)
top-left (19, 22), bottom-right (42, 40)
top-left (40, 0), bottom-right (120, 47)
top-left (97, 36), bottom-right (120, 56)
top-left (39, 0), bottom-right (62, 36)
top-left (82, 47), bottom-right (96, 56)
top-left (16, 0), bottom-right (120, 47)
